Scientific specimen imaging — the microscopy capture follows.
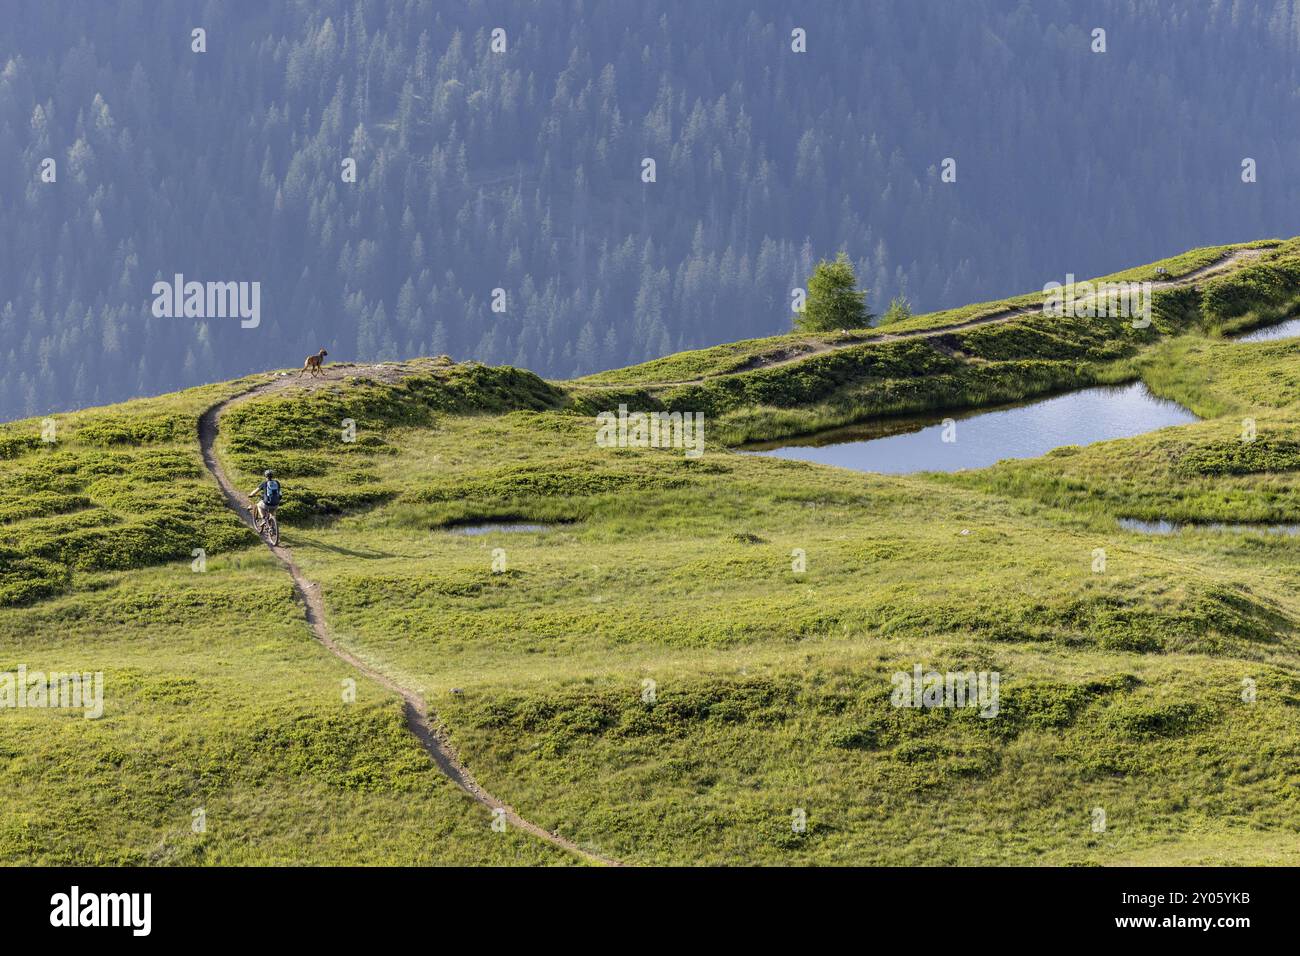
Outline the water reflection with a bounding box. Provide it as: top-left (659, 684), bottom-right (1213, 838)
top-left (744, 382), bottom-right (1196, 475)
top-left (1118, 518), bottom-right (1300, 537)
top-left (1233, 317), bottom-right (1300, 343)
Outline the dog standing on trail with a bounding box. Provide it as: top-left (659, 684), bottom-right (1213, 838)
top-left (301, 349), bottom-right (328, 377)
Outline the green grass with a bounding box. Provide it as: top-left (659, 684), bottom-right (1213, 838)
top-left (0, 380), bottom-right (259, 606)
top-left (0, 555), bottom-right (572, 864)
top-left (4, 238), bottom-right (1300, 865)
top-left (566, 240), bottom-right (1300, 446)
top-left (574, 238), bottom-right (1285, 391)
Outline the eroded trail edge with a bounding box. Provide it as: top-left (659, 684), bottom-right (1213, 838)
top-left (198, 380), bottom-right (621, 866)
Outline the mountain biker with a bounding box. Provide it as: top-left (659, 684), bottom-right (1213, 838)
top-left (250, 469), bottom-right (282, 523)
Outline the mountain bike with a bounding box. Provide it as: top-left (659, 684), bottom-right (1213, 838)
top-left (252, 500), bottom-right (280, 546)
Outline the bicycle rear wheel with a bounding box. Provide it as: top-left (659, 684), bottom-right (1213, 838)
top-left (265, 513), bottom-right (280, 546)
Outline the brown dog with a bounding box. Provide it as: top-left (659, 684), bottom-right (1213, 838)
top-left (301, 348), bottom-right (328, 377)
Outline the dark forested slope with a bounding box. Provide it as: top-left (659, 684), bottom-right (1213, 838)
top-left (2, 0), bottom-right (1298, 419)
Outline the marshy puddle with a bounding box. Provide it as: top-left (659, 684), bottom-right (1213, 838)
top-left (743, 382), bottom-right (1197, 475)
top-left (446, 522), bottom-right (552, 536)
top-left (1119, 518), bottom-right (1300, 537)
top-left (1233, 317), bottom-right (1300, 343)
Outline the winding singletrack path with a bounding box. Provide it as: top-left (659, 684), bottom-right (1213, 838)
top-left (190, 248), bottom-right (1267, 862)
top-left (198, 378), bottom-right (621, 866)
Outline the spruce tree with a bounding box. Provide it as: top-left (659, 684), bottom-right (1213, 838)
top-left (795, 252), bottom-right (871, 332)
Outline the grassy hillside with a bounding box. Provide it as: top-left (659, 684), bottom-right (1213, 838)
top-left (571, 238), bottom-right (1300, 445)
top-left (0, 371), bottom-right (570, 864)
top-left (3, 240), bottom-right (1300, 865)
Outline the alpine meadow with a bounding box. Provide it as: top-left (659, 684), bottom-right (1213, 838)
top-left (3, 1), bottom-right (1300, 929)
top-left (4, 238), bottom-right (1300, 867)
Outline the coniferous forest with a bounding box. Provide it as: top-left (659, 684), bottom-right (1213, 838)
top-left (2, 0), bottom-right (1298, 420)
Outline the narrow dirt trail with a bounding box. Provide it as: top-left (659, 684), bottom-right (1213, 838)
top-left (630, 248), bottom-right (1265, 387)
top-left (198, 378), bottom-right (622, 866)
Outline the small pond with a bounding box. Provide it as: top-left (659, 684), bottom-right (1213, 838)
top-left (1118, 518), bottom-right (1300, 537)
top-left (743, 382), bottom-right (1197, 475)
top-left (446, 523), bottom-right (553, 536)
top-left (1233, 317), bottom-right (1300, 343)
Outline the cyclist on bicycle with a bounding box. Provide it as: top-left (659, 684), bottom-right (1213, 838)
top-left (250, 469), bottom-right (282, 522)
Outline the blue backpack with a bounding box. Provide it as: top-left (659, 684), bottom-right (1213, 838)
top-left (263, 479), bottom-right (282, 507)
